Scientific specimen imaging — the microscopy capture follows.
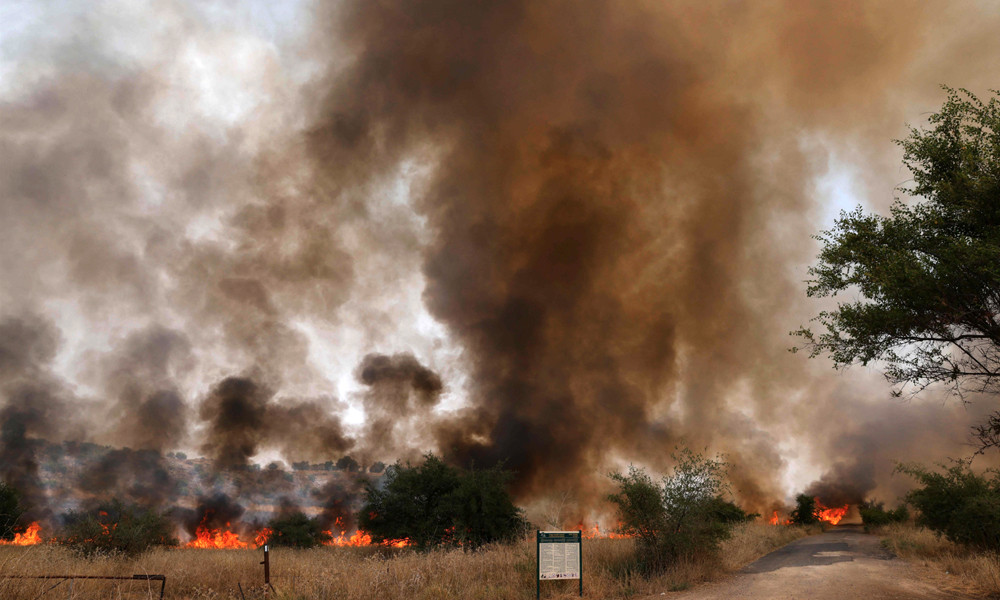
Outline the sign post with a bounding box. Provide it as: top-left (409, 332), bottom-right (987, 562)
top-left (536, 530), bottom-right (582, 599)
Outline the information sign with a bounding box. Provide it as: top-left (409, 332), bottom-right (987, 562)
top-left (536, 530), bottom-right (582, 598)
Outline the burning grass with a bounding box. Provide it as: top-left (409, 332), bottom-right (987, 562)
top-left (0, 520), bottom-right (811, 599)
top-left (876, 522), bottom-right (1000, 597)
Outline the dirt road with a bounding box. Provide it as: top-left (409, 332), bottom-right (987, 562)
top-left (662, 525), bottom-right (979, 600)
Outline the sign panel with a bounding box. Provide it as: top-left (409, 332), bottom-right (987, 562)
top-left (538, 531), bottom-right (581, 580)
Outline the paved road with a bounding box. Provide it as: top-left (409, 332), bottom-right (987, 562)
top-left (662, 525), bottom-right (979, 600)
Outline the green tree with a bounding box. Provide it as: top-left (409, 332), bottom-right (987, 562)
top-left (439, 466), bottom-right (529, 548)
top-left (897, 461), bottom-right (1000, 550)
top-left (60, 499), bottom-right (177, 556)
top-left (0, 481), bottom-right (23, 541)
top-left (795, 88), bottom-right (1000, 411)
top-left (789, 494), bottom-right (818, 525)
top-left (608, 448), bottom-right (741, 572)
top-left (265, 512), bottom-right (331, 548)
top-left (358, 454), bottom-right (526, 550)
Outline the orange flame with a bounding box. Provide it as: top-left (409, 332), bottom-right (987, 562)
top-left (185, 521), bottom-right (249, 549)
top-left (0, 522), bottom-right (42, 546)
top-left (576, 523), bottom-right (633, 539)
top-left (253, 528), bottom-right (272, 547)
top-left (768, 511), bottom-right (791, 526)
top-left (814, 501), bottom-right (849, 525)
top-left (322, 527), bottom-right (411, 548)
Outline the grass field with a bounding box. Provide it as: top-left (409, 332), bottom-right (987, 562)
top-left (0, 522), bottom-right (809, 599)
top-left (876, 522), bottom-right (1000, 598)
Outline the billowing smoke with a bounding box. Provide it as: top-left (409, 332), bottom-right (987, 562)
top-left (199, 377), bottom-right (353, 469)
top-left (2, 0), bottom-right (1000, 532)
top-left (174, 493), bottom-right (246, 538)
top-left (354, 352), bottom-right (443, 461)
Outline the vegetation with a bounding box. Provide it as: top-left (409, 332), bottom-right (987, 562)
top-left (789, 494), bottom-right (819, 525)
top-left (60, 499), bottom-right (177, 556)
top-left (858, 500), bottom-right (909, 531)
top-left (607, 448), bottom-right (749, 573)
top-left (359, 454), bottom-right (527, 550)
top-left (795, 89), bottom-right (1000, 423)
top-left (0, 481), bottom-right (23, 541)
top-left (897, 461), bottom-right (1000, 551)
top-left (0, 521), bottom-right (809, 600)
top-left (879, 522), bottom-right (1000, 598)
top-left (265, 512), bottom-right (331, 548)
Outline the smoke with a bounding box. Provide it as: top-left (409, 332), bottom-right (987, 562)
top-left (2, 0), bottom-right (1000, 529)
top-left (76, 448), bottom-right (178, 508)
top-left (0, 314), bottom-right (80, 519)
top-left (174, 493), bottom-right (247, 537)
top-left (354, 352), bottom-right (443, 461)
top-left (199, 376), bottom-right (353, 470)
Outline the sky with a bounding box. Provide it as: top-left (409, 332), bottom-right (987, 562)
top-left (3, 0), bottom-right (1000, 519)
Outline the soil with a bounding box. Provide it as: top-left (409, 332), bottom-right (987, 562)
top-left (653, 525), bottom-right (982, 600)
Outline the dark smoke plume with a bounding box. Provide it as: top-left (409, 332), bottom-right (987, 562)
top-left (0, 315), bottom-right (79, 519)
top-left (4, 0), bottom-right (1000, 525)
top-left (76, 448), bottom-right (178, 508)
top-left (301, 0), bottom-right (1000, 510)
top-left (313, 473), bottom-right (367, 530)
top-left (199, 376), bottom-right (353, 470)
top-left (174, 493), bottom-right (246, 537)
top-left (354, 352), bottom-right (443, 461)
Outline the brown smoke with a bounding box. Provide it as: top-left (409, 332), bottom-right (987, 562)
top-left (199, 376), bottom-right (353, 470)
top-left (299, 0), bottom-right (1000, 511)
top-left (354, 352), bottom-right (443, 461)
top-left (3, 0), bottom-right (1000, 525)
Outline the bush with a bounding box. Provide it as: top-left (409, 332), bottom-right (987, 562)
top-left (0, 481), bottom-right (24, 541)
top-left (265, 512), bottom-right (331, 548)
top-left (359, 454), bottom-right (527, 550)
top-left (61, 500), bottom-right (177, 556)
top-left (790, 494), bottom-right (819, 525)
top-left (608, 448), bottom-right (743, 572)
top-left (858, 500), bottom-right (909, 531)
top-left (898, 462), bottom-right (1000, 550)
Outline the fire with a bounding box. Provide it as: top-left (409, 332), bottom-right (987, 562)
top-left (254, 528), bottom-right (272, 547)
top-left (185, 521), bottom-right (249, 549)
top-left (322, 518), bottom-right (409, 548)
top-left (814, 501), bottom-right (849, 525)
top-left (768, 511), bottom-right (790, 526)
top-left (325, 529), bottom-right (373, 547)
top-left (577, 523), bottom-right (632, 539)
top-left (322, 528), bottom-right (410, 548)
top-left (0, 522), bottom-right (42, 546)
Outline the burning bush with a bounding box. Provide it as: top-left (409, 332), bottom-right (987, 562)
top-left (359, 454), bottom-right (527, 550)
top-left (858, 500), bottom-right (908, 531)
top-left (0, 481), bottom-right (24, 541)
top-left (264, 512), bottom-right (331, 548)
top-left (607, 448), bottom-right (745, 572)
top-left (60, 499), bottom-right (177, 556)
top-left (898, 462), bottom-right (1000, 551)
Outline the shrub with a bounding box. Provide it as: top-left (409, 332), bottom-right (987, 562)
top-left (0, 481), bottom-right (24, 541)
top-left (61, 499), bottom-right (177, 556)
top-left (790, 494), bottom-right (819, 525)
top-left (608, 448), bottom-right (744, 572)
top-left (265, 512), bottom-right (331, 548)
top-left (858, 500), bottom-right (909, 531)
top-left (438, 466), bottom-right (529, 548)
top-left (359, 454), bottom-right (527, 550)
top-left (898, 462), bottom-right (1000, 550)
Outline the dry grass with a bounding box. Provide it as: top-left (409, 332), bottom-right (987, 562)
top-left (0, 522), bottom-right (811, 599)
top-left (877, 522), bottom-right (1000, 597)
